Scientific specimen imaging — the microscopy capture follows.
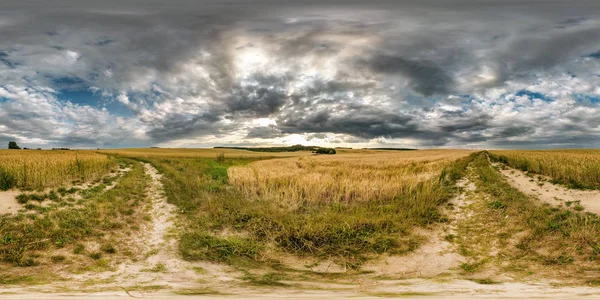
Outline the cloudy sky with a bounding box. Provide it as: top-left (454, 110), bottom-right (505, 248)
top-left (0, 0), bottom-right (599, 149)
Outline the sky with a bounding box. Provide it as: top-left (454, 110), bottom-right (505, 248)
top-left (0, 0), bottom-right (599, 149)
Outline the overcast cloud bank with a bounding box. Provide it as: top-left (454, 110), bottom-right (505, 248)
top-left (0, 0), bottom-right (599, 149)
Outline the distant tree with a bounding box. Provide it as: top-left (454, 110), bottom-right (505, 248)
top-left (8, 141), bottom-right (20, 149)
top-left (315, 147), bottom-right (336, 155)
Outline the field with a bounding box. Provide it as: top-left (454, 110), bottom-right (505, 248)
top-left (2, 148), bottom-right (600, 296)
top-left (0, 150), bottom-right (115, 191)
top-left (99, 148), bottom-right (316, 158)
top-left (229, 150), bottom-right (471, 205)
top-left (110, 149), bottom-right (473, 268)
top-left (489, 150), bottom-right (600, 189)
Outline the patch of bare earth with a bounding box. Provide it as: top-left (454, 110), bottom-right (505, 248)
top-left (102, 167), bottom-right (131, 191)
top-left (494, 163), bottom-right (600, 214)
top-left (361, 178), bottom-right (474, 279)
top-left (0, 190), bottom-right (21, 215)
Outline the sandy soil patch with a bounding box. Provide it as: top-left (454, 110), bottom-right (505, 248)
top-left (0, 190), bottom-right (21, 215)
top-left (496, 164), bottom-right (600, 214)
top-left (362, 178), bottom-right (475, 278)
top-left (2, 278), bottom-right (600, 299)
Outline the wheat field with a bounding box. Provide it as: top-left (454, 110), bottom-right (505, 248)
top-left (488, 149), bottom-right (600, 189)
top-left (0, 150), bottom-right (116, 191)
top-left (228, 150), bottom-right (473, 208)
top-left (99, 148), bottom-right (314, 158)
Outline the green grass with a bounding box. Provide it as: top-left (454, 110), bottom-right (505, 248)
top-left (142, 262), bottom-right (168, 273)
top-left (0, 167), bottom-right (16, 191)
top-left (122, 153), bottom-right (475, 269)
top-left (0, 274), bottom-right (54, 285)
top-left (180, 233), bottom-right (262, 263)
top-left (241, 272), bottom-right (290, 286)
top-left (174, 288), bottom-right (223, 295)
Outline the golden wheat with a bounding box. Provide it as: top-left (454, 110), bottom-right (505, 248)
top-left (99, 148), bottom-right (314, 158)
top-left (0, 150), bottom-right (115, 190)
top-left (489, 149), bottom-right (600, 189)
top-left (228, 150), bottom-right (473, 207)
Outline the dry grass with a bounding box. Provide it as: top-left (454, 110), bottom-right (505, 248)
top-left (463, 152), bottom-right (600, 281)
top-left (229, 150), bottom-right (473, 207)
top-left (0, 150), bottom-right (116, 191)
top-left (0, 158), bottom-right (149, 267)
top-left (488, 149), bottom-right (600, 189)
top-left (124, 149), bottom-right (474, 267)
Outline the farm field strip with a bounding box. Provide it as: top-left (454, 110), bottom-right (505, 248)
top-left (0, 150), bottom-right (116, 191)
top-left (228, 149), bottom-right (473, 206)
top-left (0, 161), bottom-right (132, 216)
top-left (489, 150), bottom-right (600, 190)
top-left (99, 148), bottom-right (315, 158)
top-left (0, 157), bottom-right (151, 276)
top-left (492, 160), bottom-right (600, 215)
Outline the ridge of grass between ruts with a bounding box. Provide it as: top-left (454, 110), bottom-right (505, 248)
top-left (132, 152), bottom-right (475, 269)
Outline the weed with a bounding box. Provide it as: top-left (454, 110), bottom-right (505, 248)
top-left (0, 167), bottom-right (16, 190)
top-left (142, 262), bottom-right (167, 273)
top-left (89, 252), bottom-right (103, 260)
top-left (460, 263), bottom-right (476, 273)
top-left (174, 288), bottom-right (222, 295)
top-left (444, 234), bottom-right (457, 242)
top-left (472, 278), bottom-right (499, 284)
top-left (242, 272), bottom-right (289, 286)
top-left (51, 255), bottom-right (66, 263)
top-left (100, 244), bottom-right (117, 254)
top-left (73, 244), bottom-right (85, 254)
top-left (215, 152), bottom-right (225, 163)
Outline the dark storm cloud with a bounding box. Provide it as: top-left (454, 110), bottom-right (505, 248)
top-left (436, 110), bottom-right (490, 133)
top-left (496, 126), bottom-right (536, 139)
top-left (146, 111), bottom-right (227, 142)
top-left (276, 105), bottom-right (454, 143)
top-left (363, 55), bottom-right (454, 96)
top-left (496, 23), bottom-right (600, 73)
top-left (226, 75), bottom-right (289, 117)
top-left (245, 125), bottom-right (284, 139)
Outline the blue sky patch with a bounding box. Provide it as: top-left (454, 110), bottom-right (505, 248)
top-left (586, 51), bottom-right (600, 59)
top-left (0, 51), bottom-right (18, 69)
top-left (573, 93), bottom-right (600, 104)
top-left (515, 90), bottom-right (554, 102)
top-left (51, 76), bottom-right (88, 90)
top-left (58, 88), bottom-right (134, 117)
